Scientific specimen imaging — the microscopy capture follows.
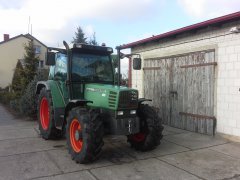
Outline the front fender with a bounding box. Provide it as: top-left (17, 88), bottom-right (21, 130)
top-left (65, 99), bottom-right (93, 119)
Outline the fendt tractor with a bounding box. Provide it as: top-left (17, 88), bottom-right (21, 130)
top-left (36, 41), bottom-right (163, 163)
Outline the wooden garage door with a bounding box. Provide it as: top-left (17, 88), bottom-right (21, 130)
top-left (143, 50), bottom-right (216, 135)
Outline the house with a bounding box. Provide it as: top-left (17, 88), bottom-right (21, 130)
top-left (0, 33), bottom-right (48, 88)
top-left (120, 11), bottom-right (240, 137)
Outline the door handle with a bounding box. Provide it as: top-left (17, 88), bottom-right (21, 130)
top-left (170, 91), bottom-right (178, 94)
top-left (170, 91), bottom-right (178, 98)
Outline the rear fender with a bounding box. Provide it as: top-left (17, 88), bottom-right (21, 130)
top-left (36, 81), bottom-right (49, 94)
top-left (36, 80), bottom-right (66, 129)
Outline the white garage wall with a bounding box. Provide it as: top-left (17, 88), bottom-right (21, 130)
top-left (131, 20), bottom-right (240, 137)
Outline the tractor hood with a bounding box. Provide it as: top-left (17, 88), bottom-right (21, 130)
top-left (84, 84), bottom-right (138, 110)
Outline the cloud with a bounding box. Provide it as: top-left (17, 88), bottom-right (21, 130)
top-left (0, 0), bottom-right (24, 9)
top-left (0, 0), bottom-right (161, 45)
top-left (178, 0), bottom-right (240, 19)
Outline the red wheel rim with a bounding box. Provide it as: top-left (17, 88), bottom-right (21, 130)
top-left (40, 97), bottom-right (50, 130)
top-left (131, 132), bottom-right (146, 142)
top-left (70, 119), bottom-right (83, 153)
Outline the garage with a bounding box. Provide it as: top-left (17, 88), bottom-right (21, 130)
top-left (120, 12), bottom-right (240, 137)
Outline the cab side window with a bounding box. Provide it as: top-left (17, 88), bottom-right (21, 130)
top-left (55, 53), bottom-right (67, 81)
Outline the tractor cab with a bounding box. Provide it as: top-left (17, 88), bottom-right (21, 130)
top-left (46, 43), bottom-right (114, 100)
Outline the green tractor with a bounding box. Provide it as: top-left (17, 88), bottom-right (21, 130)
top-left (36, 41), bottom-right (163, 163)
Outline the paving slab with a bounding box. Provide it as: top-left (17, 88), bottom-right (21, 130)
top-left (111, 139), bottom-right (190, 160)
top-left (0, 105), bottom-right (16, 120)
top-left (210, 142), bottom-right (240, 159)
top-left (91, 158), bottom-right (200, 180)
top-left (162, 129), bottom-right (178, 136)
top-left (164, 132), bottom-right (229, 149)
top-left (104, 135), bottom-right (127, 143)
top-left (101, 143), bottom-right (135, 164)
top-left (0, 137), bottom-right (66, 157)
top-left (163, 125), bottom-right (189, 134)
top-left (152, 140), bottom-right (190, 156)
top-left (0, 121), bottom-right (37, 130)
top-left (227, 175), bottom-right (240, 180)
top-left (158, 149), bottom-right (240, 180)
top-left (0, 128), bottom-right (38, 140)
top-left (0, 151), bottom-right (61, 180)
top-left (34, 171), bottom-right (96, 180)
top-left (46, 148), bottom-right (113, 173)
top-left (111, 141), bottom-right (157, 160)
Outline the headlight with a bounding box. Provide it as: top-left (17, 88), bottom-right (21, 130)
top-left (130, 110), bottom-right (136, 114)
top-left (117, 111), bottom-right (124, 115)
top-left (107, 47), bottom-right (113, 52)
top-left (74, 44), bottom-right (82, 48)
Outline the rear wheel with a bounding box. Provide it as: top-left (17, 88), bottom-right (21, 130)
top-left (38, 88), bottom-right (61, 139)
top-left (127, 104), bottom-right (164, 151)
top-left (66, 108), bottom-right (104, 163)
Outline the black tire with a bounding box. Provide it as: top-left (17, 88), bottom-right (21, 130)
top-left (66, 107), bottom-right (104, 164)
top-left (127, 104), bottom-right (164, 151)
top-left (38, 88), bottom-right (62, 140)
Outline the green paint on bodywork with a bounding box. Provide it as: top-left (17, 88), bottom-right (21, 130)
top-left (47, 80), bottom-right (66, 108)
top-left (84, 84), bottom-right (137, 110)
top-left (44, 80), bottom-right (138, 111)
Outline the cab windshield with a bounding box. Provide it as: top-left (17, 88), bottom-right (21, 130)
top-left (71, 53), bottom-right (114, 84)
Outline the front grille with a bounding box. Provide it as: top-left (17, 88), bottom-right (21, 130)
top-left (108, 91), bottom-right (117, 108)
top-left (118, 90), bottom-right (138, 109)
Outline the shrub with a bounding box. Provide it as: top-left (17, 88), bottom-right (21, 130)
top-left (10, 99), bottom-right (20, 112)
top-left (0, 91), bottom-right (18, 105)
top-left (19, 79), bottom-right (37, 116)
top-left (0, 86), bottom-right (17, 105)
top-left (18, 69), bottom-right (49, 116)
top-left (0, 69), bottom-right (49, 116)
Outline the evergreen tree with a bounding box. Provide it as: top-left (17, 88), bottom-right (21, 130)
top-left (21, 40), bottom-right (39, 91)
top-left (89, 32), bottom-right (98, 45)
top-left (11, 60), bottom-right (24, 95)
top-left (72, 26), bottom-right (87, 44)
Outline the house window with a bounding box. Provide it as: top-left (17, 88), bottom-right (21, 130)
top-left (34, 45), bottom-right (41, 54)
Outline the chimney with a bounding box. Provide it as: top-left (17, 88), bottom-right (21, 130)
top-left (3, 34), bottom-right (9, 41)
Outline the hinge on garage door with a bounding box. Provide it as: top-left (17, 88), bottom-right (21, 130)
top-left (143, 67), bottom-right (161, 70)
top-left (180, 62), bottom-right (217, 68)
top-left (179, 112), bottom-right (216, 120)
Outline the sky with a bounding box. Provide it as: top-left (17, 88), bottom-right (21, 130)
top-left (0, 0), bottom-right (240, 74)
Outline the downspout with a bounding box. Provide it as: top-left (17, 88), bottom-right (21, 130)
top-left (128, 57), bottom-right (132, 88)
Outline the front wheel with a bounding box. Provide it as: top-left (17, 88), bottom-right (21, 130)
top-left (66, 108), bottom-right (104, 163)
top-left (127, 104), bottom-right (164, 151)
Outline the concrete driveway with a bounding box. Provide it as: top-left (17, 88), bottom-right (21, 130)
top-left (1, 104), bottom-right (240, 180)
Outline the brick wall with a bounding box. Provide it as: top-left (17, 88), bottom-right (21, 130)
top-left (131, 20), bottom-right (240, 136)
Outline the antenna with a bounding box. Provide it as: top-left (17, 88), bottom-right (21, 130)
top-left (28, 16), bottom-right (31, 34)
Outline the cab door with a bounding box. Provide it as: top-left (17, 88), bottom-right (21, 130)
top-left (54, 53), bottom-right (69, 103)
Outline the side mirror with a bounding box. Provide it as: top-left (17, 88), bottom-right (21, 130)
top-left (46, 52), bottom-right (56, 65)
top-left (133, 58), bottom-right (141, 70)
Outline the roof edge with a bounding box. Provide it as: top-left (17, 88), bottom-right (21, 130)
top-left (24, 33), bottom-right (48, 48)
top-left (0, 34), bottom-right (25, 45)
top-left (0, 33), bottom-right (48, 48)
top-left (120, 11), bottom-right (240, 49)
